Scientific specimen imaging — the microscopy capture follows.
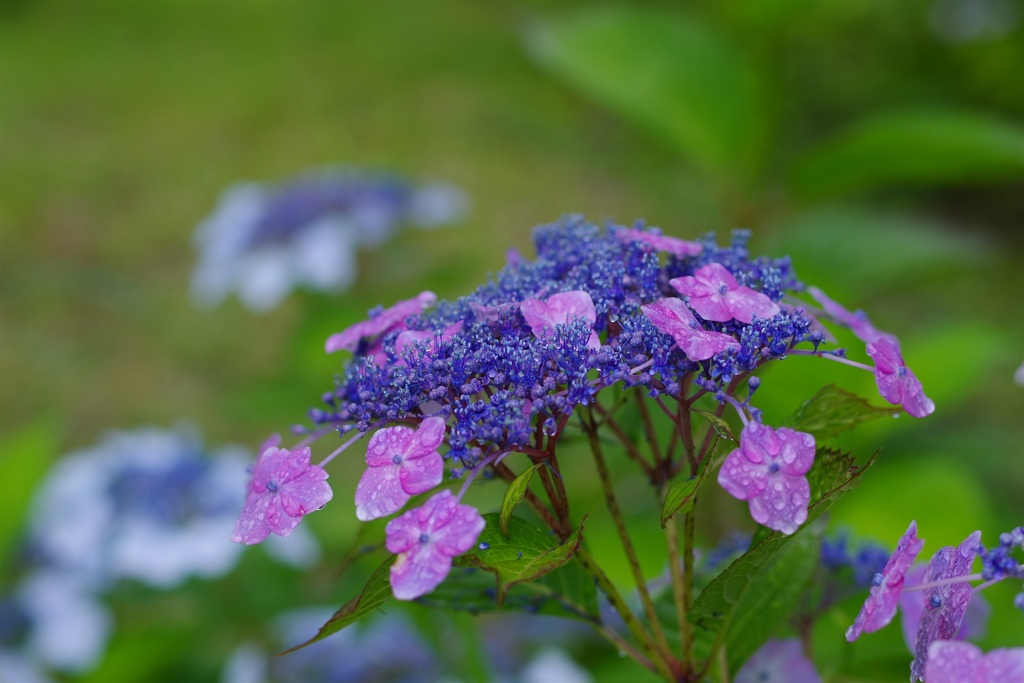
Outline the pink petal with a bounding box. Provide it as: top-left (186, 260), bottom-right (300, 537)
top-left (399, 451), bottom-right (444, 495)
top-left (846, 521), bottom-right (925, 641)
top-left (325, 291), bottom-right (436, 353)
top-left (717, 449), bottom-right (768, 500)
top-left (925, 641), bottom-right (981, 683)
top-left (521, 291), bottom-right (600, 349)
top-left (748, 475), bottom-right (809, 535)
top-left (867, 339), bottom-right (935, 418)
top-left (641, 298), bottom-right (738, 361)
top-left (807, 286), bottom-right (898, 346)
top-left (231, 494), bottom-right (275, 545)
top-left (735, 639), bottom-right (821, 683)
top-left (365, 426), bottom-right (417, 468)
top-left (726, 288), bottom-right (780, 324)
top-left (390, 545), bottom-right (453, 600)
top-left (278, 466), bottom-right (332, 517)
top-left (355, 465), bottom-right (409, 521)
top-left (617, 228), bottom-right (703, 257)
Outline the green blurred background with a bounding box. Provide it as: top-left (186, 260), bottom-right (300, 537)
top-left (2, 0), bottom-right (1022, 681)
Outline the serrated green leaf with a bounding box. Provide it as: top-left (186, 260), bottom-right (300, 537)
top-left (794, 110), bottom-right (1024, 198)
top-left (279, 556), bottom-right (394, 654)
top-left (660, 454), bottom-right (713, 527)
top-left (725, 529), bottom-right (821, 671)
top-left (782, 385), bottom-right (900, 440)
top-left (500, 462), bottom-right (542, 537)
top-left (694, 409), bottom-right (737, 444)
top-left (688, 449), bottom-right (874, 662)
top-left (457, 514), bottom-right (585, 606)
top-left (527, 7), bottom-right (765, 180)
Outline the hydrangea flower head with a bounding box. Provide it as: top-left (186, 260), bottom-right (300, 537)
top-left (807, 286), bottom-right (898, 346)
top-left (846, 521), bottom-right (925, 642)
top-left (866, 338), bottom-right (935, 418)
top-left (616, 227), bottom-right (703, 257)
top-left (519, 290), bottom-right (601, 350)
top-left (924, 641), bottom-right (1024, 683)
top-left (325, 290), bottom-right (437, 356)
top-left (717, 422), bottom-right (815, 535)
top-left (670, 262), bottom-right (781, 324)
top-left (385, 490), bottom-right (485, 600)
top-left (734, 638), bottom-right (821, 683)
top-left (191, 168), bottom-right (466, 312)
top-left (355, 417), bottom-right (447, 521)
top-left (232, 444), bottom-right (333, 545)
top-left (910, 530), bottom-right (983, 682)
top-left (641, 297), bottom-right (740, 361)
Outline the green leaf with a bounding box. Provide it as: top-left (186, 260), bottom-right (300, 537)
top-left (457, 514), bottom-right (585, 606)
top-left (688, 448), bottom-right (874, 663)
top-left (782, 385), bottom-right (900, 440)
top-left (660, 454), bottom-right (713, 527)
top-left (279, 556), bottom-right (394, 654)
top-left (794, 110), bottom-right (1024, 198)
top-left (527, 7), bottom-right (765, 180)
top-left (694, 409), bottom-right (737, 444)
top-left (724, 529), bottom-right (822, 672)
top-left (500, 462), bottom-right (542, 536)
top-left (0, 415), bottom-right (62, 564)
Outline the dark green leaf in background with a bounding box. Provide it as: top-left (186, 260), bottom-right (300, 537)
top-left (660, 451), bottom-right (714, 527)
top-left (794, 110), bottom-right (1024, 198)
top-left (500, 462), bottom-right (542, 536)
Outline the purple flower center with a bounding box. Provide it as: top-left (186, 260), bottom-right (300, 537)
top-left (266, 481), bottom-right (279, 493)
top-left (929, 594), bottom-right (942, 609)
top-left (392, 454), bottom-right (403, 465)
top-left (872, 572), bottom-right (883, 587)
top-left (768, 462), bottom-right (780, 474)
top-left (718, 285), bottom-right (728, 295)
top-left (419, 533), bottom-right (430, 544)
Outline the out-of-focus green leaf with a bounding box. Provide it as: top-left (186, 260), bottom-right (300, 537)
top-left (794, 111), bottom-right (1024, 198)
top-left (457, 514), bottom-right (584, 606)
top-left (689, 448), bottom-right (873, 662)
top-left (0, 415), bottom-right (61, 563)
top-left (280, 556), bottom-right (394, 653)
top-left (783, 385), bottom-right (901, 440)
top-left (725, 528), bottom-right (821, 672)
top-left (527, 7), bottom-right (765, 180)
top-left (500, 462), bottom-right (542, 536)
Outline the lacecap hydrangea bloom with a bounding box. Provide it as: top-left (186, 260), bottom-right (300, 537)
top-left (235, 216), bottom-right (938, 603)
top-left (192, 167), bottom-right (468, 312)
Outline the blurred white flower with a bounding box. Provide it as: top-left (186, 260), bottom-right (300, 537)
top-left (192, 168), bottom-right (468, 312)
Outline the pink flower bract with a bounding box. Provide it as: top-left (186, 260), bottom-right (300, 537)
top-left (641, 297), bottom-right (739, 361)
top-left (899, 564), bottom-right (991, 653)
top-left (807, 286), bottom-right (897, 346)
top-left (385, 489), bottom-right (485, 600)
top-left (519, 290), bottom-right (600, 350)
top-left (846, 521), bottom-right (925, 642)
top-left (355, 416), bottom-right (447, 521)
top-left (717, 422), bottom-right (815, 535)
top-left (924, 641), bottom-right (1024, 683)
top-left (232, 444), bottom-right (332, 545)
top-left (325, 290), bottom-right (436, 354)
top-left (670, 262), bottom-right (780, 324)
top-left (866, 338), bottom-right (935, 418)
top-left (617, 228), bottom-right (702, 257)
top-left (734, 639), bottom-right (821, 683)
top-left (910, 530), bottom-right (982, 682)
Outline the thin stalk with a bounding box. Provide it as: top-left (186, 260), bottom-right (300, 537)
top-left (592, 402), bottom-right (656, 479)
top-left (682, 512), bottom-right (696, 668)
top-left (665, 515), bottom-right (687, 660)
top-left (635, 391), bottom-right (663, 466)
top-left (583, 409), bottom-right (676, 675)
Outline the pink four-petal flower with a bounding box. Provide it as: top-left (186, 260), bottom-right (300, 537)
top-left (866, 338), bottom-right (935, 418)
top-left (617, 228), bottom-right (703, 258)
top-left (232, 442), bottom-right (333, 545)
top-left (325, 290), bottom-right (437, 357)
top-left (717, 422), bottom-right (815, 535)
top-left (519, 290), bottom-right (601, 350)
top-left (846, 520), bottom-right (925, 642)
top-left (924, 641), bottom-right (1024, 683)
top-left (670, 263), bottom-right (780, 324)
top-left (641, 297), bottom-right (739, 361)
top-left (355, 417), bottom-right (447, 521)
top-left (385, 489), bottom-right (485, 600)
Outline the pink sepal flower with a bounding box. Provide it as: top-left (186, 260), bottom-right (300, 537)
top-left (670, 263), bottom-right (780, 324)
top-left (846, 521), bottom-right (925, 642)
top-left (385, 489), bottom-right (485, 600)
top-left (717, 422), bottom-right (815, 535)
top-left (807, 286), bottom-right (898, 346)
top-left (641, 297), bottom-right (739, 361)
top-left (394, 322), bottom-right (463, 366)
top-left (325, 291), bottom-right (436, 355)
top-left (924, 641), bottom-right (1024, 683)
top-left (910, 530), bottom-right (983, 683)
top-left (520, 291), bottom-right (600, 350)
top-left (899, 564), bottom-right (991, 653)
top-left (734, 639), bottom-right (821, 683)
top-left (866, 338), bottom-right (935, 418)
top-left (232, 444), bottom-right (333, 545)
top-left (355, 417), bottom-right (447, 521)
top-left (617, 228), bottom-right (702, 257)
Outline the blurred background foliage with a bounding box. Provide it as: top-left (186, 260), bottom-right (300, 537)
top-left (1, 0), bottom-right (1022, 681)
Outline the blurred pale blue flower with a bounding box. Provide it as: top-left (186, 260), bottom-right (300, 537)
top-left (192, 168), bottom-right (468, 312)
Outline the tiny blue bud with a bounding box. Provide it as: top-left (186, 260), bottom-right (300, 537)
top-left (266, 481), bottom-right (279, 493)
top-left (419, 533), bottom-right (430, 544)
top-left (929, 594), bottom-right (942, 609)
top-left (392, 454), bottom-right (403, 465)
